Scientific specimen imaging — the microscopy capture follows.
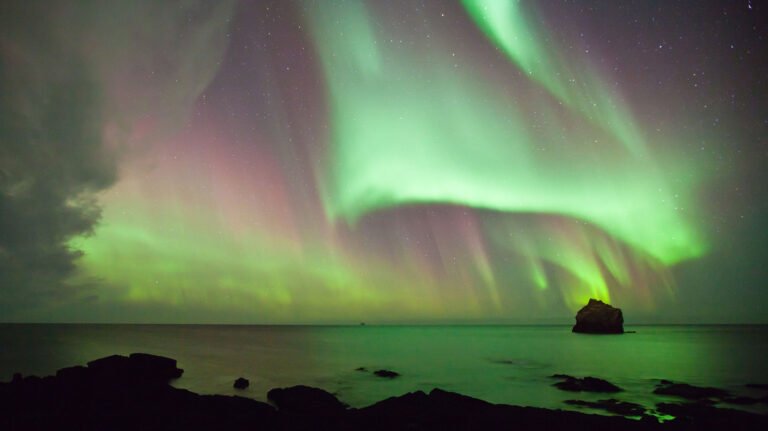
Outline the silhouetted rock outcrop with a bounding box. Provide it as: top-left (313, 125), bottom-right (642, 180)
top-left (551, 374), bottom-right (622, 392)
top-left (572, 299), bottom-right (624, 334)
top-left (267, 385), bottom-right (347, 417)
top-left (86, 353), bottom-right (183, 383)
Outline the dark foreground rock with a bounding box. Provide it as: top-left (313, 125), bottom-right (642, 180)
top-left (552, 374), bottom-right (623, 393)
top-left (1, 354), bottom-right (766, 430)
top-left (268, 385), bottom-right (348, 417)
top-left (572, 298), bottom-right (624, 334)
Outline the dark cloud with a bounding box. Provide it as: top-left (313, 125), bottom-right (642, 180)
top-left (0, 2), bottom-right (116, 314)
top-left (0, 0), bottom-right (234, 317)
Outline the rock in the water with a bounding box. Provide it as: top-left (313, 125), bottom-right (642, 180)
top-left (373, 369), bottom-right (400, 378)
top-left (653, 381), bottom-right (730, 400)
top-left (233, 377), bottom-right (249, 389)
top-left (572, 298), bottom-right (624, 334)
top-left (552, 375), bottom-right (622, 393)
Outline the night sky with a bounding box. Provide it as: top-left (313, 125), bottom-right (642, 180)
top-left (1, 0), bottom-right (766, 323)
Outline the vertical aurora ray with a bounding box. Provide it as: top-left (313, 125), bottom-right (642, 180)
top-left (461, 0), bottom-right (648, 157)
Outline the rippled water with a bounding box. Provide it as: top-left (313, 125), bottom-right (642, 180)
top-left (1, 324), bottom-right (766, 415)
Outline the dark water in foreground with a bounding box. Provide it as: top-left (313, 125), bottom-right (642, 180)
top-left (1, 324), bottom-right (766, 415)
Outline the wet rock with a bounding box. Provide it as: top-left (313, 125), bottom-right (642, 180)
top-left (653, 381), bottom-right (730, 400)
top-left (572, 298), bottom-right (624, 334)
top-left (552, 375), bottom-right (622, 393)
top-left (355, 367), bottom-right (368, 372)
top-left (373, 369), bottom-right (400, 378)
top-left (233, 377), bottom-right (249, 389)
top-left (565, 399), bottom-right (646, 416)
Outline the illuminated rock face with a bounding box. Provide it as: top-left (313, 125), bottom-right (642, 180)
top-left (572, 299), bottom-right (624, 334)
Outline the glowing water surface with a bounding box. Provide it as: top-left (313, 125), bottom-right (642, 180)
top-left (1, 324), bottom-right (766, 416)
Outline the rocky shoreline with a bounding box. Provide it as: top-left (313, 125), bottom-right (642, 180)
top-left (1, 353), bottom-right (765, 430)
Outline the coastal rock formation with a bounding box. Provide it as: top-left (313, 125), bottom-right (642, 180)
top-left (2, 354), bottom-right (767, 430)
top-left (233, 377), bottom-right (249, 389)
top-left (572, 298), bottom-right (624, 334)
top-left (86, 352), bottom-right (183, 382)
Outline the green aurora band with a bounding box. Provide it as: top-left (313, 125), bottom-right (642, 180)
top-left (305, 1), bottom-right (705, 305)
top-left (54, 0), bottom-right (710, 321)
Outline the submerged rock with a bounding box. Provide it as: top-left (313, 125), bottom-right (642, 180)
top-left (233, 377), bottom-right (249, 389)
top-left (551, 375), bottom-right (622, 393)
top-left (572, 299), bottom-right (624, 334)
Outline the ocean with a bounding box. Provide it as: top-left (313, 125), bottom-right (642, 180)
top-left (1, 324), bottom-right (766, 416)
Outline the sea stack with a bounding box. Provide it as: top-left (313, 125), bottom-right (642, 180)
top-left (572, 299), bottom-right (624, 334)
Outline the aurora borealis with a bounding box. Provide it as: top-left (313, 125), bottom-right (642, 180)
top-left (1, 0), bottom-right (766, 323)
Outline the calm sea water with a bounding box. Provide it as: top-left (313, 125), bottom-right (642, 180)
top-left (1, 324), bottom-right (766, 415)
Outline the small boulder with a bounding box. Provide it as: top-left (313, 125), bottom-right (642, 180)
top-left (373, 369), bottom-right (400, 379)
top-left (572, 299), bottom-right (624, 334)
top-left (233, 377), bottom-right (249, 389)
